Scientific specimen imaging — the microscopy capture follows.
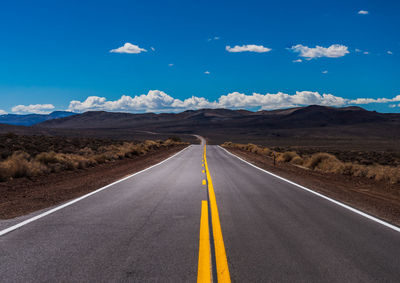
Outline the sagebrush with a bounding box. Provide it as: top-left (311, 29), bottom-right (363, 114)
top-left (0, 138), bottom-right (185, 181)
top-left (222, 142), bottom-right (400, 184)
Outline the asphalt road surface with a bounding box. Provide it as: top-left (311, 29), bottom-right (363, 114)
top-left (1, 143), bottom-right (400, 282)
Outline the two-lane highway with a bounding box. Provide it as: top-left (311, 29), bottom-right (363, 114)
top-left (1, 143), bottom-right (400, 282)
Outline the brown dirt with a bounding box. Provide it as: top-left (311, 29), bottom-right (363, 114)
top-left (0, 145), bottom-right (187, 219)
top-left (224, 147), bottom-right (400, 227)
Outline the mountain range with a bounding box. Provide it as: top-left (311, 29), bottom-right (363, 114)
top-left (0, 111), bottom-right (76, 126)
top-left (1, 106), bottom-right (399, 150)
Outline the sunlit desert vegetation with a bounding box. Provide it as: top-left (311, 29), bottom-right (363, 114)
top-left (222, 142), bottom-right (400, 184)
top-left (0, 133), bottom-right (186, 181)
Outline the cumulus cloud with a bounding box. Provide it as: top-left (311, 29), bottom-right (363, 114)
top-left (363, 51), bottom-right (369, 55)
top-left (293, 59), bottom-right (302, 63)
top-left (110, 43), bottom-right (147, 54)
top-left (355, 48), bottom-right (362, 52)
top-left (151, 46), bottom-right (155, 51)
top-left (12, 104), bottom-right (55, 114)
top-left (291, 44), bottom-right (349, 59)
top-left (0, 110), bottom-right (7, 115)
top-left (322, 70), bottom-right (328, 74)
top-left (66, 90), bottom-right (400, 113)
top-left (226, 45), bottom-right (271, 53)
top-left (204, 71), bottom-right (210, 74)
top-left (168, 63), bottom-right (174, 67)
top-left (358, 10), bottom-right (369, 15)
top-left (387, 51), bottom-right (393, 55)
top-left (68, 91), bottom-right (216, 113)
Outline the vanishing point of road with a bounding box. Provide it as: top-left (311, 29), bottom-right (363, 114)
top-left (1, 137), bottom-right (399, 282)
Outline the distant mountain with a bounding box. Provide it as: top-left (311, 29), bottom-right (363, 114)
top-left (0, 111), bottom-right (77, 126)
top-left (36, 105), bottom-right (395, 131)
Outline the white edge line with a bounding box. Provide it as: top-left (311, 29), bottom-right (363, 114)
top-left (218, 145), bottom-right (400, 233)
top-left (0, 145), bottom-right (192, 237)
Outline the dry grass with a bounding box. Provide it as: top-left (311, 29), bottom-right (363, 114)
top-left (0, 138), bottom-right (186, 182)
top-left (222, 142), bottom-right (400, 184)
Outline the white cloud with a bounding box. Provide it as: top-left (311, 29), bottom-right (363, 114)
top-left (291, 44), bottom-right (349, 59)
top-left (110, 43), bottom-right (147, 54)
top-left (389, 104), bottom-right (396, 108)
top-left (68, 91), bottom-right (215, 113)
top-left (355, 48), bottom-right (362, 52)
top-left (322, 70), bottom-right (328, 74)
top-left (226, 45), bottom-right (271, 53)
top-left (67, 90), bottom-right (400, 113)
top-left (363, 51), bottom-right (369, 55)
top-left (293, 59), bottom-right (302, 63)
top-left (358, 10), bottom-right (369, 15)
top-left (168, 63), bottom-right (174, 67)
top-left (204, 71), bottom-right (210, 74)
top-left (151, 46), bottom-right (155, 51)
top-left (387, 51), bottom-right (393, 55)
top-left (208, 36), bottom-right (220, 42)
top-left (12, 104), bottom-right (55, 114)
top-left (0, 110), bottom-right (7, 115)
top-left (349, 95), bottom-right (400, 105)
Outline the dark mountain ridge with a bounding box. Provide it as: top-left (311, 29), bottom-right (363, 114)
top-left (35, 105), bottom-right (398, 132)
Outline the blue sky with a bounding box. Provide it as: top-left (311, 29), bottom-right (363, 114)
top-left (0, 0), bottom-right (399, 114)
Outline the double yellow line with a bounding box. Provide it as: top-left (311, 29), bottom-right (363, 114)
top-left (197, 145), bottom-right (231, 283)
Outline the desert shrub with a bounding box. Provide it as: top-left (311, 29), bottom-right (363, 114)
top-left (79, 147), bottom-right (94, 156)
top-left (363, 165), bottom-right (400, 183)
top-left (0, 151), bottom-right (48, 180)
top-left (261, 147), bottom-right (272, 156)
top-left (164, 138), bottom-right (180, 147)
top-left (246, 144), bottom-right (261, 153)
top-left (168, 136), bottom-right (181, 142)
top-left (222, 142), bottom-right (233, 147)
top-left (35, 151), bottom-right (59, 164)
top-left (277, 151), bottom-right (298, 163)
top-left (290, 156), bottom-right (304, 165)
top-left (93, 154), bottom-right (107, 164)
top-left (305, 153), bottom-right (339, 169)
top-left (143, 140), bottom-right (159, 151)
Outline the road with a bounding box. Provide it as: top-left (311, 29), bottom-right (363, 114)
top-left (1, 143), bottom-right (400, 282)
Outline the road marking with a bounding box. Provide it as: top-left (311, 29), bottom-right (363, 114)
top-left (204, 145), bottom-right (231, 282)
top-left (202, 179), bottom-right (206, 185)
top-left (197, 201), bottom-right (212, 283)
top-left (0, 145), bottom-right (192, 237)
top-left (219, 146), bottom-right (400, 233)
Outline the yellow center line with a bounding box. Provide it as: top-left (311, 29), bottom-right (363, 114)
top-left (204, 145), bottom-right (231, 283)
top-left (197, 201), bottom-right (211, 283)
